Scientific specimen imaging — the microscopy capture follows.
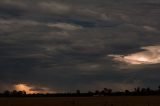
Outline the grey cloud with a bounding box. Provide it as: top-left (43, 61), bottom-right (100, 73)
top-left (0, 0), bottom-right (160, 92)
top-left (47, 23), bottom-right (82, 30)
top-left (0, 1), bottom-right (27, 19)
top-left (37, 1), bottom-right (71, 15)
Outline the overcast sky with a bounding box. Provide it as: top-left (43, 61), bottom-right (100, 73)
top-left (0, 0), bottom-right (160, 93)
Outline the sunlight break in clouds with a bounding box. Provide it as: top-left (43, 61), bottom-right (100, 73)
top-left (14, 84), bottom-right (52, 94)
top-left (109, 46), bottom-right (160, 65)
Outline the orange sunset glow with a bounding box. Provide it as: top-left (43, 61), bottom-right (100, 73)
top-left (14, 84), bottom-right (52, 94)
top-left (14, 84), bottom-right (38, 94)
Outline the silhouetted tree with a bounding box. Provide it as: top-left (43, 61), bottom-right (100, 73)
top-left (100, 90), bottom-right (105, 96)
top-left (76, 90), bottom-right (80, 96)
top-left (3, 90), bottom-right (10, 96)
top-left (1, 85), bottom-right (160, 97)
top-left (95, 90), bottom-right (100, 96)
top-left (141, 88), bottom-right (146, 95)
top-left (87, 91), bottom-right (93, 96)
top-left (103, 88), bottom-right (108, 93)
top-left (146, 88), bottom-right (151, 95)
top-left (8, 90), bottom-right (27, 97)
top-left (125, 90), bottom-right (130, 95)
top-left (134, 87), bottom-right (140, 95)
top-left (12, 90), bottom-right (18, 96)
top-left (17, 91), bottom-right (26, 96)
top-left (108, 89), bottom-right (112, 95)
top-left (158, 86), bottom-right (160, 95)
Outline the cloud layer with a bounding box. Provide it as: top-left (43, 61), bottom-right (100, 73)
top-left (0, 0), bottom-right (160, 92)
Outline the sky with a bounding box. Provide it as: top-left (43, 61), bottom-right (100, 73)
top-left (0, 0), bottom-right (160, 93)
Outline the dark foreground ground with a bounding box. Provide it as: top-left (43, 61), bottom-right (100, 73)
top-left (0, 96), bottom-right (160, 106)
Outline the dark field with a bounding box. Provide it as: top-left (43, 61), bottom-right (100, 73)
top-left (0, 96), bottom-right (160, 106)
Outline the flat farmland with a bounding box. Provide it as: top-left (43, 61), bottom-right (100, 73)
top-left (0, 96), bottom-right (160, 106)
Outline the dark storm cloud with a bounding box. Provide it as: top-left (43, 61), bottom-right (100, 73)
top-left (0, 0), bottom-right (160, 92)
top-left (0, 1), bottom-right (27, 19)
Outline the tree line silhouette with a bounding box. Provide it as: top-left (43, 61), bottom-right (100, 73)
top-left (0, 86), bottom-right (160, 97)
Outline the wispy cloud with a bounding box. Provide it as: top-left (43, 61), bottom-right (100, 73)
top-left (37, 2), bottom-right (71, 14)
top-left (47, 23), bottom-right (82, 30)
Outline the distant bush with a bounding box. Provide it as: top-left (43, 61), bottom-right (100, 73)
top-left (1, 86), bottom-right (160, 97)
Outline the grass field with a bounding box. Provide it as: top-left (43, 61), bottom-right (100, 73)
top-left (0, 96), bottom-right (160, 106)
